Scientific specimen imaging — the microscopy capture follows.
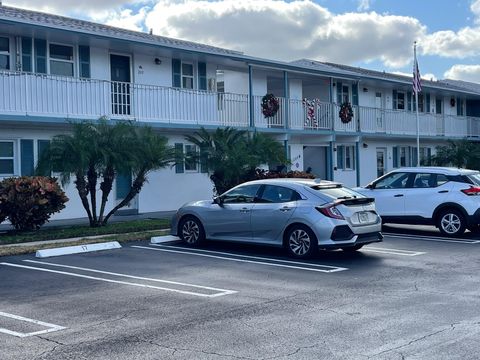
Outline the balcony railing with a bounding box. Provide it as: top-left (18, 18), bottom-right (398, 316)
top-left (1, 70), bottom-right (479, 138)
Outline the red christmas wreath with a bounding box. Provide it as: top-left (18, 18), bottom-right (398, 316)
top-left (261, 93), bottom-right (280, 118)
top-left (339, 102), bottom-right (354, 124)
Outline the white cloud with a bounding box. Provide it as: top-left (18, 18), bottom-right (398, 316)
top-left (144, 0), bottom-right (425, 67)
top-left (357, 0), bottom-right (371, 11)
top-left (444, 64), bottom-right (480, 82)
top-left (91, 7), bottom-right (149, 32)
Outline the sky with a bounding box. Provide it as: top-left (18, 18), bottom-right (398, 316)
top-left (4, 0), bottom-right (480, 83)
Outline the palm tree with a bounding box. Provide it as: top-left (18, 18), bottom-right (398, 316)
top-left (186, 127), bottom-right (287, 194)
top-left (37, 119), bottom-right (174, 227)
top-left (431, 139), bottom-right (480, 169)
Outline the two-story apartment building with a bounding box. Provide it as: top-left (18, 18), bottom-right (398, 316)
top-left (1, 5), bottom-right (480, 220)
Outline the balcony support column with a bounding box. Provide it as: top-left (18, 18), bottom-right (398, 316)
top-left (355, 141), bottom-right (361, 187)
top-left (248, 65), bottom-right (254, 128)
top-left (327, 140), bottom-right (334, 181)
top-left (284, 71), bottom-right (289, 129)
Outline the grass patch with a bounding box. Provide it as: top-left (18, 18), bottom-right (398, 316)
top-left (0, 218), bottom-right (170, 245)
top-left (0, 229), bottom-right (171, 257)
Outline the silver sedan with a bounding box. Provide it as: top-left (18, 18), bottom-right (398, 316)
top-left (171, 179), bottom-right (383, 258)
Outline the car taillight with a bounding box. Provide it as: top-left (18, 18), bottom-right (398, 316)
top-left (461, 186), bottom-right (480, 196)
top-left (316, 205), bottom-right (345, 219)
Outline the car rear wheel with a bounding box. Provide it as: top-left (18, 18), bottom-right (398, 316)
top-left (179, 216), bottom-right (205, 246)
top-left (437, 209), bottom-right (466, 237)
top-left (286, 225), bottom-right (317, 259)
top-left (342, 244), bottom-right (364, 252)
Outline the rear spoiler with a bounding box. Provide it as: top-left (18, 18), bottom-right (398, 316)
top-left (335, 197), bottom-right (375, 206)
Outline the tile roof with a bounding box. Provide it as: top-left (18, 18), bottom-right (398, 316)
top-left (0, 5), bottom-right (243, 56)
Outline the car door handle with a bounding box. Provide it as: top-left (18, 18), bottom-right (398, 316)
top-left (240, 208), bottom-right (250, 213)
top-left (438, 190), bottom-right (448, 193)
top-left (394, 194), bottom-right (404, 197)
top-left (280, 207), bottom-right (292, 212)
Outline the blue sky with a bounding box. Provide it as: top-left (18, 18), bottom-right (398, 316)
top-left (5, 0), bottom-right (480, 82)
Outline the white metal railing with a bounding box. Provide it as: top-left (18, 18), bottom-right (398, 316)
top-left (0, 70), bottom-right (249, 127)
top-left (252, 95), bottom-right (285, 128)
top-left (3, 70), bottom-right (480, 137)
top-left (289, 99), bottom-right (332, 130)
top-left (333, 103), bottom-right (357, 132)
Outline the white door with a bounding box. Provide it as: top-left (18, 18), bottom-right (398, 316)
top-left (376, 148), bottom-right (387, 178)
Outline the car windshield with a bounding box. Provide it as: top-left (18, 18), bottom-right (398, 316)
top-left (465, 172), bottom-right (480, 185)
top-left (309, 185), bottom-right (362, 200)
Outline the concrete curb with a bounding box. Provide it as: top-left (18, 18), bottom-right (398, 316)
top-left (150, 235), bottom-right (180, 244)
top-left (35, 241), bottom-right (122, 258)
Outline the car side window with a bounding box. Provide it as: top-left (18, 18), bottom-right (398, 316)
top-left (222, 184), bottom-right (261, 204)
top-left (435, 174), bottom-right (449, 186)
top-left (374, 172), bottom-right (409, 189)
top-left (258, 185), bottom-right (298, 203)
top-left (413, 173), bottom-right (432, 188)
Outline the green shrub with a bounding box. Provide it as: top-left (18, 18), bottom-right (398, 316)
top-left (0, 177), bottom-right (69, 231)
top-left (250, 169), bottom-right (316, 180)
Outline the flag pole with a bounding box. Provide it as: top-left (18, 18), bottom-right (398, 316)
top-left (414, 42), bottom-right (420, 167)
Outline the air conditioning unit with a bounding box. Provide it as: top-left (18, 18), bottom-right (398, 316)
top-left (208, 78), bottom-right (216, 92)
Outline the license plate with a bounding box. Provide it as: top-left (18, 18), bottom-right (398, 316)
top-left (358, 212), bottom-right (369, 223)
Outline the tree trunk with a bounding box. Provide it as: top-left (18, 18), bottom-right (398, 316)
top-left (98, 165), bottom-right (115, 224)
top-left (102, 170), bottom-right (146, 225)
top-left (87, 164), bottom-right (98, 226)
top-left (74, 172), bottom-right (94, 226)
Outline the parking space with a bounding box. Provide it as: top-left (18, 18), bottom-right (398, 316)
top-left (1, 232), bottom-right (480, 359)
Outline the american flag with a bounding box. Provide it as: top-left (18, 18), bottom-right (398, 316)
top-left (413, 58), bottom-right (422, 94)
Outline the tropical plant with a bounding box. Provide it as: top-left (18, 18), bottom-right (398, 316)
top-left (430, 139), bottom-right (480, 169)
top-left (0, 176), bottom-right (68, 231)
top-left (185, 127), bottom-right (288, 194)
top-left (36, 119), bottom-right (174, 227)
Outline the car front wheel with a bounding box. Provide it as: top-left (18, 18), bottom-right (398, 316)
top-left (285, 225), bottom-right (317, 259)
top-left (437, 209), bottom-right (466, 237)
top-left (179, 216), bottom-right (205, 246)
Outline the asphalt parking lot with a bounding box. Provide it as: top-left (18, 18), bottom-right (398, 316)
top-left (1, 227), bottom-right (480, 360)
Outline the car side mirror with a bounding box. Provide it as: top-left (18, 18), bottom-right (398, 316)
top-left (213, 196), bottom-right (224, 206)
top-left (366, 183), bottom-right (375, 190)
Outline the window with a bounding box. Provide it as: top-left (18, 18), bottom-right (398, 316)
top-left (0, 141), bottom-right (14, 175)
top-left (374, 172), bottom-right (409, 189)
top-left (336, 145), bottom-right (355, 170)
top-left (184, 144), bottom-right (198, 171)
top-left (457, 98), bottom-right (465, 116)
top-left (222, 184), bottom-right (261, 203)
top-left (435, 98), bottom-right (442, 114)
top-left (419, 147), bottom-right (432, 166)
top-left (0, 36), bottom-right (10, 70)
top-left (394, 91), bottom-right (406, 110)
top-left (340, 85), bottom-right (349, 103)
top-left (258, 185), bottom-right (298, 203)
top-left (399, 147), bottom-right (408, 167)
top-left (49, 44), bottom-right (74, 76)
top-left (182, 62), bottom-right (194, 89)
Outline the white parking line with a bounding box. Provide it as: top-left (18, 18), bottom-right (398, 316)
top-left (132, 245), bottom-right (348, 273)
top-left (363, 246), bottom-right (426, 256)
top-left (0, 311), bottom-right (66, 338)
top-left (0, 262), bottom-right (236, 298)
top-left (383, 233), bottom-right (480, 244)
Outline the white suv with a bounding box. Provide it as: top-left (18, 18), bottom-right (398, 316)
top-left (355, 167), bottom-right (480, 236)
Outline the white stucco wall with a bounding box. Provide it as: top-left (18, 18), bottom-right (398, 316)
top-left (223, 70), bottom-right (249, 94)
top-left (289, 144), bottom-right (304, 171)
